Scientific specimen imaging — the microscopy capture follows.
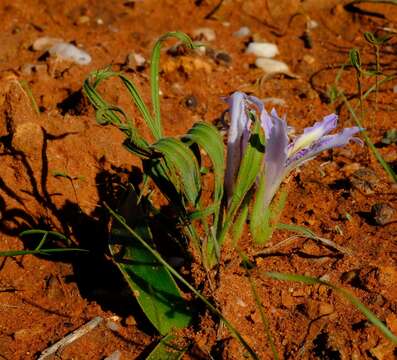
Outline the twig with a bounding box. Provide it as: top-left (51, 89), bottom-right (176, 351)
top-left (204, 0), bottom-right (225, 19)
top-left (254, 235), bottom-right (352, 257)
top-left (38, 316), bottom-right (103, 359)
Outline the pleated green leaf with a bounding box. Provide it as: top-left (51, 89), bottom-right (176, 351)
top-left (251, 177), bottom-right (287, 245)
top-left (150, 32), bottom-right (197, 139)
top-left (150, 137), bottom-right (201, 207)
top-left (83, 69), bottom-right (152, 158)
top-left (110, 189), bottom-right (192, 335)
top-left (229, 121), bottom-right (264, 216)
top-left (217, 121), bottom-right (265, 248)
top-left (183, 122), bottom-right (224, 203)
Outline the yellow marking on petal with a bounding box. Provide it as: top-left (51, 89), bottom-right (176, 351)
top-left (288, 128), bottom-right (323, 156)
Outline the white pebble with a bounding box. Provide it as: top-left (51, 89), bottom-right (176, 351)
top-left (246, 42), bottom-right (279, 58)
top-left (393, 85), bottom-right (397, 93)
top-left (193, 42), bottom-right (206, 56)
top-left (106, 320), bottom-right (120, 331)
top-left (32, 37), bottom-right (91, 65)
top-left (255, 58), bottom-right (290, 75)
top-left (132, 53), bottom-right (145, 67)
top-left (192, 27), bottom-right (216, 42)
top-left (307, 20), bottom-right (319, 30)
top-left (233, 26), bottom-right (251, 37)
top-left (236, 298), bottom-right (247, 307)
top-left (32, 37), bottom-right (63, 51)
top-left (49, 42), bottom-right (91, 65)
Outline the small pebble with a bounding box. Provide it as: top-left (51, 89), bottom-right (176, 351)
top-left (32, 37), bottom-right (63, 51)
top-left (192, 27), bottom-right (216, 42)
top-left (132, 53), bottom-right (145, 67)
top-left (49, 42), bottom-right (91, 65)
top-left (32, 36), bottom-right (63, 51)
top-left (78, 16), bottom-right (90, 24)
top-left (20, 63), bottom-right (36, 76)
top-left (236, 298), bottom-right (247, 307)
top-left (371, 203), bottom-right (395, 225)
top-left (124, 52), bottom-right (145, 70)
top-left (167, 43), bottom-right (188, 57)
top-left (125, 315), bottom-right (136, 326)
top-left (106, 320), bottom-right (120, 332)
top-left (351, 167), bottom-right (379, 195)
top-left (184, 95), bottom-right (198, 109)
top-left (303, 54), bottom-right (315, 65)
top-left (215, 51), bottom-right (232, 65)
top-left (193, 43), bottom-right (206, 56)
top-left (233, 26), bottom-right (251, 37)
top-left (246, 42), bottom-right (279, 58)
top-left (32, 37), bottom-right (91, 65)
top-left (170, 83), bottom-right (184, 95)
top-left (307, 20), bottom-right (319, 29)
top-left (255, 58), bottom-right (290, 75)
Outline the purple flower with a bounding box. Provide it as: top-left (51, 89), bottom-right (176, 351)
top-left (224, 91), bottom-right (362, 210)
top-left (262, 109), bottom-right (362, 207)
top-left (224, 92), bottom-right (259, 200)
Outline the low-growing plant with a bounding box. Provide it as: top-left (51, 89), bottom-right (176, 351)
top-left (83, 31), bottom-right (396, 357)
top-left (0, 230), bottom-right (87, 257)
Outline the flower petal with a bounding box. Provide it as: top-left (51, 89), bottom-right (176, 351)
top-left (247, 95), bottom-right (274, 140)
top-left (224, 92), bottom-right (252, 199)
top-left (263, 115), bottom-right (289, 208)
top-left (288, 113), bottom-right (338, 156)
top-left (286, 126), bottom-right (362, 170)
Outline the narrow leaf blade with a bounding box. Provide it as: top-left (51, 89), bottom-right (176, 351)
top-left (110, 189), bottom-right (192, 335)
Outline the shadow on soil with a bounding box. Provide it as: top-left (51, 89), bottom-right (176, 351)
top-left (0, 131), bottom-right (159, 336)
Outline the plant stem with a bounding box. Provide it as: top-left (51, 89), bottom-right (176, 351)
top-left (356, 70), bottom-right (364, 125)
top-left (340, 92), bottom-right (397, 183)
top-left (239, 249), bottom-right (279, 359)
top-left (375, 44), bottom-right (380, 113)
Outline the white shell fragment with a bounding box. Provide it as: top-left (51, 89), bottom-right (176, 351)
top-left (192, 27), bottom-right (216, 41)
top-left (307, 20), bottom-right (319, 30)
top-left (255, 58), bottom-right (291, 75)
top-left (233, 26), bottom-right (251, 37)
top-left (32, 37), bottom-right (63, 51)
top-left (32, 37), bottom-right (91, 65)
top-left (246, 42), bottom-right (279, 58)
top-left (132, 53), bottom-right (145, 67)
top-left (49, 42), bottom-right (91, 65)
